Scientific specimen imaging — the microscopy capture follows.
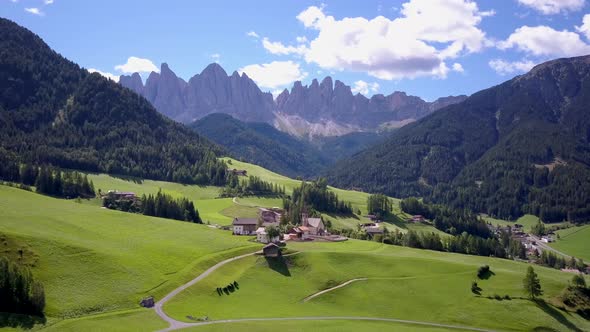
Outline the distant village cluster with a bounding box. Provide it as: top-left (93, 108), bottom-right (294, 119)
top-left (232, 208), bottom-right (349, 244)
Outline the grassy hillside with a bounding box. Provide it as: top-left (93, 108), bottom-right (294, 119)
top-left (164, 240), bottom-right (590, 332)
top-left (550, 225), bottom-right (590, 261)
top-left (0, 185), bottom-right (259, 320)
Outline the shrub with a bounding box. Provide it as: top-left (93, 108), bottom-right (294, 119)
top-left (477, 265), bottom-right (491, 279)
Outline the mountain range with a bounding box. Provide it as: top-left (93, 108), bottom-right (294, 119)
top-left (328, 55), bottom-right (590, 222)
top-left (119, 64), bottom-right (466, 138)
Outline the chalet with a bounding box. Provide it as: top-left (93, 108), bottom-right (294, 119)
top-left (229, 169), bottom-right (248, 176)
top-left (301, 213), bottom-right (325, 236)
top-left (263, 243), bottom-right (281, 257)
top-left (232, 218), bottom-right (258, 235)
top-left (256, 227), bottom-right (279, 244)
top-left (541, 235), bottom-right (554, 243)
top-left (409, 215), bottom-right (425, 223)
top-left (259, 208), bottom-right (282, 227)
top-left (365, 226), bottom-right (384, 237)
top-left (288, 226), bottom-right (310, 240)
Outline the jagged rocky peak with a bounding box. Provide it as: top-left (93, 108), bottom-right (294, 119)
top-left (119, 72), bottom-right (144, 95)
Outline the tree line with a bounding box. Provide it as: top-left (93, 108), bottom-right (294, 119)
top-left (0, 257), bottom-right (45, 316)
top-left (366, 194), bottom-right (392, 219)
top-left (102, 190), bottom-right (201, 223)
top-left (221, 174), bottom-right (286, 197)
top-left (0, 162), bottom-right (95, 199)
top-left (401, 197), bottom-right (491, 238)
top-left (282, 178), bottom-right (352, 224)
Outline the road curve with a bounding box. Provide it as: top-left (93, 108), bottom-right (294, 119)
top-left (158, 316), bottom-right (498, 332)
top-left (154, 252), bottom-right (257, 330)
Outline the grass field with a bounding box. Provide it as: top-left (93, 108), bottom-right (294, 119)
top-left (41, 309), bottom-right (166, 332)
top-left (0, 185), bottom-right (260, 320)
top-left (164, 240), bottom-right (590, 332)
top-left (550, 225), bottom-right (590, 261)
top-left (181, 320), bottom-right (459, 332)
top-left (87, 173), bottom-right (222, 200)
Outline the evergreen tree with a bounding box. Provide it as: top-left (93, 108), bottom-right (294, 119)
top-left (523, 266), bottom-right (543, 299)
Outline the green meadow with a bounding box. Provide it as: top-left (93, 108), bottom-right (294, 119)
top-left (164, 240), bottom-right (590, 332)
top-left (181, 320), bottom-right (458, 332)
top-left (550, 225), bottom-right (590, 261)
top-left (0, 185), bottom-right (259, 320)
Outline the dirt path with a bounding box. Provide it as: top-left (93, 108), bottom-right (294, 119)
top-left (158, 316), bottom-right (498, 332)
top-left (154, 252), bottom-right (257, 330)
top-left (302, 278), bottom-right (368, 302)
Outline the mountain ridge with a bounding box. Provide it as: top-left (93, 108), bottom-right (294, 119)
top-left (119, 63), bottom-right (466, 137)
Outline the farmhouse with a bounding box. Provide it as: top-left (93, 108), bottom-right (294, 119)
top-left (232, 218), bottom-right (258, 235)
top-left (301, 213), bottom-right (325, 236)
top-left (365, 226), bottom-right (384, 238)
top-left (256, 227), bottom-right (279, 244)
top-left (409, 215), bottom-right (425, 223)
top-left (263, 243), bottom-right (281, 257)
top-left (259, 207), bottom-right (282, 226)
top-left (229, 169), bottom-right (248, 176)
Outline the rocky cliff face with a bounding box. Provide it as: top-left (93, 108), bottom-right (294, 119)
top-left (120, 63), bottom-right (466, 135)
top-left (276, 78), bottom-right (467, 128)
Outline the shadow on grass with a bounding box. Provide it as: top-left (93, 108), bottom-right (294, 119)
top-left (535, 299), bottom-right (584, 332)
top-left (0, 313), bottom-right (46, 330)
top-left (478, 270), bottom-right (495, 280)
top-left (265, 256), bottom-right (291, 277)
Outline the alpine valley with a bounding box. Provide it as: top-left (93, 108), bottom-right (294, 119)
top-left (2, 2), bottom-right (590, 332)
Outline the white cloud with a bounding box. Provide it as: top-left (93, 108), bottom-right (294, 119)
top-left (262, 38), bottom-right (307, 55)
top-left (452, 63), bottom-right (465, 72)
top-left (246, 31), bottom-right (259, 38)
top-left (211, 53), bottom-right (221, 63)
top-left (576, 14), bottom-right (590, 40)
top-left (44, 0), bottom-right (54, 4)
top-left (489, 59), bottom-right (536, 75)
top-left (114, 56), bottom-right (159, 73)
top-left (351, 80), bottom-right (380, 95)
top-left (498, 25), bottom-right (590, 57)
top-left (88, 68), bottom-right (119, 82)
top-left (480, 9), bottom-right (496, 17)
top-left (516, 0), bottom-right (585, 15)
top-left (24, 7), bottom-right (44, 16)
top-left (296, 36), bottom-right (308, 43)
top-left (238, 61), bottom-right (307, 89)
top-left (265, 1), bottom-right (491, 80)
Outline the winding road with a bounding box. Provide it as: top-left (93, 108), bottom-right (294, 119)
top-left (154, 252), bottom-right (257, 331)
top-left (153, 252), bottom-right (498, 332)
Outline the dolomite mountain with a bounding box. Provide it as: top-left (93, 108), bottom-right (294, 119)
top-left (119, 63), bottom-right (466, 138)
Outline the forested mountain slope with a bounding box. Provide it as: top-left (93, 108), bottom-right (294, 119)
top-left (328, 56), bottom-right (590, 221)
top-left (191, 113), bottom-right (329, 178)
top-left (0, 18), bottom-right (226, 185)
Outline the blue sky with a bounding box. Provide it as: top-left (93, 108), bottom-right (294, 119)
top-left (3, 0), bottom-right (590, 100)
